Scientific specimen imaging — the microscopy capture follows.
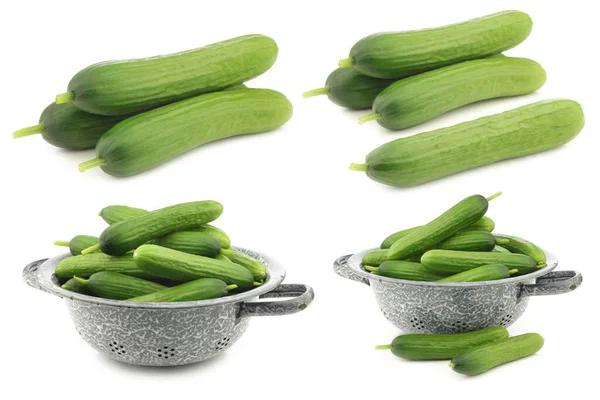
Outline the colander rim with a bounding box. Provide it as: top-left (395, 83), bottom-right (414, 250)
top-left (34, 247), bottom-right (286, 309)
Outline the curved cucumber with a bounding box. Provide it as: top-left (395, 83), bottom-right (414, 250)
top-left (220, 249), bottom-right (266, 281)
top-left (303, 68), bottom-right (395, 109)
top-left (133, 245), bottom-right (254, 290)
top-left (100, 205), bottom-right (148, 224)
top-left (370, 260), bottom-right (443, 281)
top-left (494, 234), bottom-right (546, 265)
top-left (359, 57), bottom-right (546, 130)
top-left (422, 250), bottom-right (538, 275)
top-left (56, 35), bottom-right (278, 115)
top-left (54, 253), bottom-right (153, 279)
top-left (12, 103), bottom-right (126, 150)
top-left (128, 278), bottom-right (235, 302)
top-left (54, 235), bottom-right (99, 255)
top-left (74, 272), bottom-right (166, 300)
top-left (493, 245), bottom-right (511, 253)
top-left (351, 99), bottom-right (585, 187)
top-left (61, 278), bottom-right (92, 295)
top-left (340, 11), bottom-right (532, 79)
top-left (450, 333), bottom-right (544, 376)
top-left (437, 231), bottom-right (497, 252)
top-left (79, 88), bottom-right (293, 177)
top-left (89, 201), bottom-right (223, 256)
top-left (437, 264), bottom-right (515, 282)
top-left (388, 194), bottom-right (495, 260)
top-left (376, 326), bottom-right (509, 360)
top-left (151, 231), bottom-right (221, 257)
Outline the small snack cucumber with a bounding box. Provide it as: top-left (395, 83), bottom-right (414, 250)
top-left (358, 57), bottom-right (546, 130)
top-left (368, 260), bottom-right (443, 282)
top-left (493, 245), bottom-right (511, 253)
top-left (494, 234), bottom-right (546, 265)
top-left (422, 250), bottom-right (538, 275)
top-left (61, 278), bottom-right (92, 295)
top-left (376, 326), bottom-right (509, 360)
top-left (86, 201), bottom-right (223, 256)
top-left (450, 333), bottom-right (544, 376)
top-left (133, 245), bottom-right (254, 290)
top-left (73, 272), bottom-right (166, 300)
top-left (339, 11), bottom-right (532, 79)
top-left (54, 235), bottom-right (99, 255)
top-left (151, 232), bottom-right (221, 257)
top-left (350, 99), bottom-right (585, 187)
top-left (12, 103), bottom-right (126, 150)
top-left (302, 68), bottom-right (395, 109)
top-left (56, 35), bottom-right (278, 115)
top-left (437, 264), bottom-right (516, 282)
top-left (54, 253), bottom-right (153, 279)
top-left (220, 249), bottom-right (267, 281)
top-left (78, 89), bottom-right (293, 177)
top-left (128, 278), bottom-right (236, 303)
top-left (387, 194), bottom-right (497, 260)
top-left (437, 231), bottom-right (498, 252)
top-left (362, 249), bottom-right (390, 266)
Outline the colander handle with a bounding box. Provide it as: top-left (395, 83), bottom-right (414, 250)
top-left (521, 270), bottom-right (583, 297)
top-left (22, 259), bottom-right (49, 292)
top-left (333, 254), bottom-right (370, 286)
top-left (239, 284), bottom-right (314, 317)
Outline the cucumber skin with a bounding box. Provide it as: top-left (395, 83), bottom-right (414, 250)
top-left (83, 271), bottom-right (166, 300)
top-left (62, 278), bottom-right (92, 295)
top-left (68, 235), bottom-right (99, 255)
top-left (437, 231), bottom-right (496, 252)
top-left (220, 249), bottom-right (266, 281)
top-left (372, 57), bottom-right (546, 130)
top-left (437, 264), bottom-right (510, 282)
top-left (134, 245), bottom-right (254, 290)
top-left (324, 68), bottom-right (396, 109)
top-left (377, 260), bottom-right (443, 282)
top-left (493, 245), bottom-right (511, 253)
top-left (99, 201), bottom-right (223, 256)
top-left (494, 234), bottom-right (546, 265)
top-left (128, 278), bottom-right (229, 302)
top-left (451, 333), bottom-right (544, 376)
top-left (55, 253), bottom-right (153, 279)
top-left (66, 35), bottom-right (278, 115)
top-left (361, 99), bottom-right (585, 187)
top-left (388, 195), bottom-right (488, 260)
top-left (389, 326), bottom-right (509, 360)
top-left (348, 11), bottom-right (532, 79)
top-left (422, 250), bottom-right (538, 275)
top-left (151, 232), bottom-right (221, 257)
top-left (362, 249), bottom-right (390, 266)
top-left (95, 88), bottom-right (293, 177)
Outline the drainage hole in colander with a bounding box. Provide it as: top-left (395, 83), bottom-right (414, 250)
top-left (157, 348), bottom-right (176, 358)
top-left (215, 337), bottom-right (232, 351)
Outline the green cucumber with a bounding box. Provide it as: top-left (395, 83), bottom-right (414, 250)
top-left (468, 216), bottom-right (496, 233)
top-left (151, 232), bottom-right (221, 257)
top-left (494, 234), bottom-right (546, 265)
top-left (422, 250), bottom-right (538, 275)
top-left (358, 57), bottom-right (546, 129)
top-left (369, 260), bottom-right (443, 282)
top-left (54, 235), bottom-right (99, 255)
top-left (437, 231), bottom-right (497, 252)
top-left (12, 103), bottom-right (126, 150)
top-left (56, 35), bottom-right (278, 116)
top-left (216, 254), bottom-right (230, 262)
top-left (54, 253), bottom-right (153, 279)
top-left (73, 271), bottom-right (166, 300)
top-left (450, 333), bottom-right (544, 376)
top-left (61, 278), bottom-right (92, 295)
top-left (376, 326), bottom-right (509, 360)
top-left (493, 245), bottom-right (511, 253)
top-left (303, 68), bottom-right (395, 109)
top-left (220, 249), bottom-right (266, 281)
top-left (387, 194), bottom-right (497, 260)
top-left (437, 264), bottom-right (515, 282)
top-left (362, 249), bottom-right (390, 266)
top-left (350, 99), bottom-right (585, 187)
top-left (128, 278), bottom-right (235, 302)
top-left (86, 201), bottom-right (223, 256)
top-left (194, 225), bottom-right (231, 249)
top-left (133, 244), bottom-right (254, 290)
top-left (339, 11), bottom-right (532, 79)
top-left (78, 88), bottom-right (293, 177)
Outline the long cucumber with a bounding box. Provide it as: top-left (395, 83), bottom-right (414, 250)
top-left (54, 253), bottom-right (153, 279)
top-left (494, 234), bottom-right (546, 265)
top-left (128, 278), bottom-right (236, 302)
top-left (368, 260), bottom-right (443, 282)
top-left (437, 264), bottom-right (516, 282)
top-left (73, 272), bottom-right (166, 300)
top-left (151, 232), bottom-right (221, 257)
top-left (421, 250), bottom-right (538, 275)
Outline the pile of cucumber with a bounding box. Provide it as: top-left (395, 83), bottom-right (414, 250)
top-left (362, 192), bottom-right (547, 282)
top-left (13, 35), bottom-right (293, 177)
top-left (304, 11), bottom-right (585, 187)
top-left (376, 327), bottom-right (544, 376)
top-left (55, 201), bottom-right (268, 302)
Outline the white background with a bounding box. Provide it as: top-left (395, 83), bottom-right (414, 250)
top-left (1, 0), bottom-right (598, 398)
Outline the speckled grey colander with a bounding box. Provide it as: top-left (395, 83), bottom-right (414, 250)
top-left (23, 248), bottom-right (314, 367)
top-left (334, 244), bottom-right (582, 334)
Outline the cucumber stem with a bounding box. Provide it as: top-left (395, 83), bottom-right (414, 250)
top-left (73, 276), bottom-right (89, 286)
top-left (338, 57), bottom-right (355, 68)
top-left (220, 248), bottom-right (234, 257)
top-left (81, 243), bottom-right (101, 255)
top-left (449, 363), bottom-right (456, 369)
top-left (358, 113), bottom-right (381, 124)
top-left (486, 191), bottom-right (503, 202)
top-left (13, 124), bottom-right (44, 138)
top-left (375, 344), bottom-right (392, 350)
top-left (302, 87), bottom-right (329, 98)
top-left (226, 284), bottom-right (238, 291)
top-left (253, 281), bottom-right (263, 287)
top-left (496, 238), bottom-right (510, 245)
top-left (79, 157), bottom-right (106, 172)
top-left (509, 269), bottom-right (519, 275)
top-left (55, 91), bottom-right (74, 104)
top-left (364, 265), bottom-right (379, 272)
top-left (53, 240), bottom-right (70, 247)
top-left (349, 163), bottom-right (368, 172)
